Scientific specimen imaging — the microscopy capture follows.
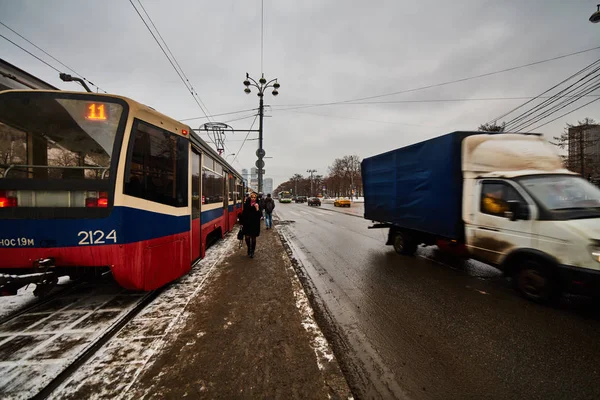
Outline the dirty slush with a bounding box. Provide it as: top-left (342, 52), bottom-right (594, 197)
top-left (125, 223), bottom-right (351, 399)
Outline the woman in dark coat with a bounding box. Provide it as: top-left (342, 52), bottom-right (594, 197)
top-left (240, 192), bottom-right (262, 258)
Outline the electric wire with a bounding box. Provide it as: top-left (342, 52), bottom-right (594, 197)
top-left (527, 96), bottom-right (600, 132)
top-left (487, 57), bottom-right (600, 125)
top-left (499, 61), bottom-right (600, 129)
top-left (504, 66), bottom-right (600, 131)
top-left (135, 0), bottom-right (212, 120)
top-left (129, 0), bottom-right (211, 122)
top-left (0, 21), bottom-right (107, 93)
top-left (511, 77), bottom-right (600, 131)
top-left (270, 46), bottom-right (600, 112)
top-left (179, 108), bottom-right (259, 121)
top-left (512, 78), bottom-right (600, 132)
top-left (231, 115), bottom-right (259, 164)
top-left (0, 33), bottom-right (60, 73)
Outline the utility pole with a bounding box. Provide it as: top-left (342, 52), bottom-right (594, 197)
top-left (580, 128), bottom-right (585, 177)
top-left (243, 73), bottom-right (280, 194)
top-left (307, 169), bottom-right (316, 196)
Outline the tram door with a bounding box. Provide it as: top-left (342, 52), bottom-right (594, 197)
top-left (223, 170), bottom-right (229, 233)
top-left (191, 149), bottom-right (201, 261)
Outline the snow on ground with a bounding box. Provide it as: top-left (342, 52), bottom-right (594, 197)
top-left (0, 276), bottom-right (71, 320)
top-left (0, 285), bottom-right (36, 319)
top-left (50, 234), bottom-right (238, 400)
top-left (0, 279), bottom-right (143, 400)
top-left (277, 226), bottom-right (337, 371)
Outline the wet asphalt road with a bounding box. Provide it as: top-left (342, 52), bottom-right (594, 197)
top-left (275, 203), bottom-right (600, 400)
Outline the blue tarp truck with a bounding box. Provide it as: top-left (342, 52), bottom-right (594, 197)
top-left (362, 131), bottom-right (600, 303)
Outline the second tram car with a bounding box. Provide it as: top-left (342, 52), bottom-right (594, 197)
top-left (0, 90), bottom-right (244, 294)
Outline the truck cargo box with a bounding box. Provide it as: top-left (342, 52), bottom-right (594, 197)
top-left (362, 131), bottom-right (477, 240)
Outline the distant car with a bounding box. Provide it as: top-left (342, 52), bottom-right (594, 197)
top-left (308, 197), bottom-right (321, 206)
top-left (334, 198), bottom-right (351, 207)
top-left (295, 196), bottom-right (307, 203)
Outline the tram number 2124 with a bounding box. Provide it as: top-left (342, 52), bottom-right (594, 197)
top-left (78, 229), bottom-right (117, 245)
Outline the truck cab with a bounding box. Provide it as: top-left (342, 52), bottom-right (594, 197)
top-left (462, 134), bottom-right (600, 301)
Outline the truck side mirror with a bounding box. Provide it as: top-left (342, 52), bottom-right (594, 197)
top-left (506, 200), bottom-right (529, 221)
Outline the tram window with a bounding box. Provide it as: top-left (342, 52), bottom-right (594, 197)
top-left (202, 168), bottom-right (223, 204)
top-left (215, 163), bottom-right (223, 176)
top-left (192, 151), bottom-right (200, 218)
top-left (203, 155), bottom-right (214, 171)
top-left (227, 174), bottom-right (234, 202)
top-left (124, 120), bottom-right (188, 207)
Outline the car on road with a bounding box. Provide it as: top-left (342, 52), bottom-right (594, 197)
top-left (295, 196), bottom-right (307, 203)
top-left (308, 197), bottom-right (321, 206)
top-left (334, 198), bottom-right (351, 207)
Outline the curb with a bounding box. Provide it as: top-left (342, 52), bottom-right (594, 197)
top-left (274, 218), bottom-right (356, 399)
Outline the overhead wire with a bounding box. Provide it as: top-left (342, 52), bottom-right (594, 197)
top-left (179, 108), bottom-right (259, 122)
top-left (0, 33), bottom-right (60, 73)
top-left (135, 0), bottom-right (212, 121)
top-left (222, 113), bottom-right (260, 124)
top-left (269, 45), bottom-right (600, 112)
top-left (0, 21), bottom-right (107, 93)
top-left (491, 58), bottom-right (600, 129)
top-left (503, 64), bottom-right (600, 131)
top-left (487, 57), bottom-right (600, 125)
top-left (129, 0), bottom-right (212, 123)
top-left (279, 108), bottom-right (441, 128)
top-left (512, 77), bottom-right (600, 132)
top-left (511, 77), bottom-right (600, 131)
top-left (231, 115), bottom-right (259, 164)
top-left (527, 96), bottom-right (600, 132)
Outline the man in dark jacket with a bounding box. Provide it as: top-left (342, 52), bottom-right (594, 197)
top-left (263, 193), bottom-right (275, 229)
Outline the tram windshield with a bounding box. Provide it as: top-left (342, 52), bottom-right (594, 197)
top-left (0, 91), bottom-right (124, 181)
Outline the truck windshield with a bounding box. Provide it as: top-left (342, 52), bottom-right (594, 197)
top-left (517, 174), bottom-right (600, 213)
top-left (0, 92), bottom-right (124, 180)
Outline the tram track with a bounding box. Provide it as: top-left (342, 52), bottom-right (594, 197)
top-left (0, 281), bottom-right (160, 400)
top-left (0, 280), bottom-right (82, 327)
top-left (32, 289), bottom-right (160, 400)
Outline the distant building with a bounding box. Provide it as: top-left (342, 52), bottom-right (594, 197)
top-left (264, 178), bottom-right (273, 195)
top-left (241, 168), bottom-right (249, 185)
top-left (249, 167), bottom-right (259, 191)
top-left (567, 124), bottom-right (600, 180)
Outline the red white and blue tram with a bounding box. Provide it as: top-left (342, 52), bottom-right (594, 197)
top-left (0, 90), bottom-right (244, 294)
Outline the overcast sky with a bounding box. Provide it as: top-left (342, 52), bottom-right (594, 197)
top-left (1, 0), bottom-right (600, 189)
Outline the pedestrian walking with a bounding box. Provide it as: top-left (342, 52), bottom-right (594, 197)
top-left (240, 192), bottom-right (262, 258)
top-left (263, 193), bottom-right (275, 229)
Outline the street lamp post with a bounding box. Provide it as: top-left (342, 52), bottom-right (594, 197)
top-left (307, 169), bottom-right (316, 196)
top-left (225, 153), bottom-right (235, 161)
top-left (243, 73), bottom-right (280, 194)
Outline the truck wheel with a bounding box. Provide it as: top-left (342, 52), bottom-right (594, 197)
top-left (393, 233), bottom-right (417, 256)
top-left (513, 260), bottom-right (559, 304)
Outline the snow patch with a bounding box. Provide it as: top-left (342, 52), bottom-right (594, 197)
top-left (280, 244), bottom-right (336, 371)
top-left (49, 233), bottom-right (239, 400)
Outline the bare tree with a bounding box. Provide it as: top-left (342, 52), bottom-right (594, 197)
top-left (478, 122), bottom-right (506, 132)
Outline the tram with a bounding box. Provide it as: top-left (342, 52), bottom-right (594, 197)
top-left (0, 90), bottom-right (244, 294)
